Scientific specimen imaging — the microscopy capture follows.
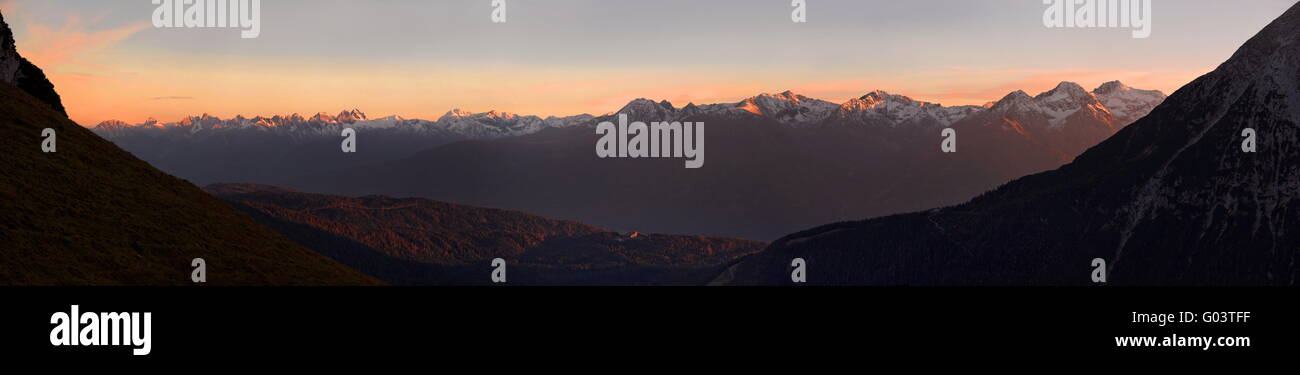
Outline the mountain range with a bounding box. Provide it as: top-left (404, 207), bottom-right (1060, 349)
top-left (93, 82), bottom-right (1162, 193)
top-left (277, 81), bottom-right (1163, 240)
top-left (98, 80), bottom-right (1159, 138)
top-left (91, 106), bottom-right (603, 186)
top-left (719, 2), bottom-right (1300, 285)
top-left (94, 108), bottom-right (598, 139)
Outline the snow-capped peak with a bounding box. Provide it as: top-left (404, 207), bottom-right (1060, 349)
top-left (336, 109), bottom-right (367, 124)
top-left (613, 98), bottom-right (682, 122)
top-left (483, 110), bottom-right (517, 120)
top-left (441, 108), bottom-right (473, 120)
top-left (732, 90), bottom-right (839, 125)
top-left (1091, 81), bottom-right (1166, 124)
top-left (989, 83), bottom-right (1112, 128)
top-left (755, 90), bottom-right (806, 103)
top-left (837, 90), bottom-right (984, 128)
top-left (743, 90), bottom-right (827, 106)
top-left (1093, 80), bottom-right (1131, 95)
top-left (857, 90), bottom-right (914, 104)
top-left (1045, 81), bottom-right (1089, 95)
top-left (1035, 82), bottom-right (1094, 106)
top-left (92, 119), bottom-right (130, 130)
top-left (310, 112), bottom-right (336, 123)
top-left (988, 90), bottom-right (1033, 111)
top-left (438, 108), bottom-right (520, 122)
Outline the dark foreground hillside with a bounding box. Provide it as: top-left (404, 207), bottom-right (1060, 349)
top-left (0, 83), bottom-right (380, 285)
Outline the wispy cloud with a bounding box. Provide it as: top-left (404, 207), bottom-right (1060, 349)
top-left (19, 15), bottom-right (148, 72)
top-left (5, 8), bottom-right (151, 125)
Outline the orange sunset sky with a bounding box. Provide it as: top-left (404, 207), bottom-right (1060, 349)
top-left (2, 0), bottom-right (1296, 126)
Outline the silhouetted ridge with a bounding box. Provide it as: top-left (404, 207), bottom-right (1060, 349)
top-left (0, 11), bottom-right (66, 116)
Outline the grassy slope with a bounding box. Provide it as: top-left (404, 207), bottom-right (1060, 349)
top-left (0, 83), bottom-right (381, 285)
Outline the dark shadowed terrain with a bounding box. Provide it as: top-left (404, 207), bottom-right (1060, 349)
top-left (207, 184), bottom-right (766, 285)
top-left (722, 3), bottom-right (1300, 286)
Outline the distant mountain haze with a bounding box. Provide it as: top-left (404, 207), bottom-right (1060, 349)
top-left (92, 108), bottom-right (597, 186)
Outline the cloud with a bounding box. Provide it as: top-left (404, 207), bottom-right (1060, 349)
top-left (19, 15), bottom-right (148, 71)
top-left (152, 96), bottom-right (195, 100)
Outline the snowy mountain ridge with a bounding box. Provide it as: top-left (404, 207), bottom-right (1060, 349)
top-left (93, 81), bottom-right (1164, 140)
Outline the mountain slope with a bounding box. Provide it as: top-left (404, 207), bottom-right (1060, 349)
top-left (721, 3), bottom-right (1300, 285)
top-left (0, 83), bottom-right (380, 285)
top-left (206, 184), bottom-right (767, 285)
top-left (0, 12), bottom-right (378, 285)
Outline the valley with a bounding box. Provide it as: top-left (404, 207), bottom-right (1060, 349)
top-left (92, 81), bottom-right (1164, 240)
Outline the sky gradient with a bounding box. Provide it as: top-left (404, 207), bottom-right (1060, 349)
top-left (2, 0), bottom-right (1298, 126)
